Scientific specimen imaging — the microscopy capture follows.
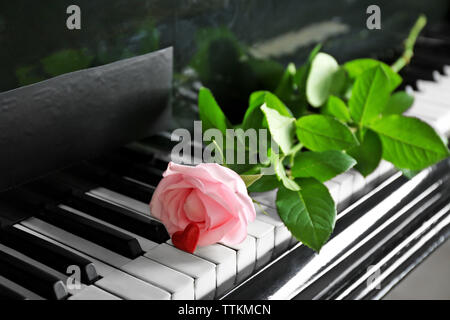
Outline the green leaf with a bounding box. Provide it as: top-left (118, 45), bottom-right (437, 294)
top-left (276, 178), bottom-right (336, 252)
top-left (349, 65), bottom-right (391, 126)
top-left (347, 129), bottom-right (382, 177)
top-left (369, 115), bottom-right (449, 170)
top-left (271, 152), bottom-right (300, 191)
top-left (292, 150), bottom-right (356, 182)
top-left (261, 104), bottom-right (296, 154)
top-left (242, 91), bottom-right (292, 130)
top-left (382, 91), bottom-right (414, 116)
top-left (399, 168), bottom-right (420, 179)
top-left (198, 87), bottom-right (231, 135)
top-left (296, 114), bottom-right (359, 152)
top-left (274, 63), bottom-right (296, 101)
top-left (240, 174), bottom-right (263, 188)
top-left (294, 44), bottom-right (322, 114)
top-left (344, 59), bottom-right (402, 91)
top-left (247, 174), bottom-right (280, 192)
top-left (306, 52), bottom-right (339, 107)
top-left (344, 58), bottom-right (379, 78)
top-left (294, 44), bottom-right (322, 92)
top-left (329, 67), bottom-right (348, 96)
top-left (322, 95), bottom-right (351, 122)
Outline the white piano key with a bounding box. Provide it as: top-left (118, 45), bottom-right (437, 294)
top-left (191, 243), bottom-right (237, 297)
top-left (220, 235), bottom-right (256, 284)
top-left (247, 219), bottom-right (275, 269)
top-left (145, 243), bottom-right (216, 300)
top-left (96, 269), bottom-right (171, 300)
top-left (20, 217), bottom-right (131, 269)
top-left (68, 285), bottom-right (121, 300)
top-left (348, 169), bottom-right (366, 194)
top-left (324, 180), bottom-right (340, 204)
top-left (255, 205), bottom-right (292, 256)
top-left (377, 160), bottom-right (394, 178)
top-left (250, 190), bottom-right (277, 209)
top-left (58, 204), bottom-right (158, 252)
top-left (88, 187), bottom-right (150, 216)
top-left (414, 89), bottom-right (450, 109)
top-left (121, 256), bottom-right (194, 300)
top-left (406, 98), bottom-right (450, 135)
top-left (331, 172), bottom-right (354, 203)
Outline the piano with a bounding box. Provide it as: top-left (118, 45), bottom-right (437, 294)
top-left (0, 1), bottom-right (449, 300)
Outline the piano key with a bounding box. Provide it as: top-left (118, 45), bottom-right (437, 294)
top-left (247, 219), bottom-right (275, 269)
top-left (0, 226), bottom-right (99, 285)
top-left (0, 244), bottom-right (68, 300)
top-left (0, 275), bottom-right (44, 300)
top-left (330, 172), bottom-right (354, 203)
top-left (0, 277), bottom-right (28, 300)
top-left (89, 187), bottom-right (150, 215)
top-left (58, 204), bottom-right (157, 252)
top-left (250, 190), bottom-right (277, 209)
top-left (0, 242), bottom-right (88, 296)
top-left (14, 223), bottom-right (117, 277)
top-left (220, 235), bottom-right (256, 284)
top-left (193, 244), bottom-right (237, 297)
top-left (68, 190), bottom-right (169, 243)
top-left (254, 205), bottom-right (292, 257)
top-left (166, 240), bottom-right (236, 298)
top-left (121, 256), bottom-right (195, 300)
top-left (118, 147), bottom-right (169, 171)
top-left (21, 217), bottom-right (131, 269)
top-left (12, 224), bottom-right (173, 300)
top-left (145, 243), bottom-right (216, 299)
top-left (324, 180), bottom-right (340, 204)
top-left (68, 285), bottom-right (121, 300)
top-left (71, 163), bottom-right (155, 204)
top-left (95, 269), bottom-right (171, 300)
top-left (348, 169), bottom-right (366, 195)
top-left (38, 205), bottom-right (143, 259)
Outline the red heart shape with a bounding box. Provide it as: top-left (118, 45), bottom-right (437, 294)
top-left (172, 223), bottom-right (200, 253)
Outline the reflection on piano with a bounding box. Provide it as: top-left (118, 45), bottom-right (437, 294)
top-left (1, 3), bottom-right (450, 300)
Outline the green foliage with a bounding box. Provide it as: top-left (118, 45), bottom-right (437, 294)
top-left (292, 150), bottom-right (356, 182)
top-left (296, 115), bottom-right (359, 151)
top-left (347, 130), bottom-right (382, 177)
top-left (41, 49), bottom-right (94, 77)
top-left (369, 115), bottom-right (449, 170)
top-left (196, 16), bottom-right (448, 252)
top-left (306, 52), bottom-right (339, 107)
top-left (198, 87), bottom-right (231, 135)
top-left (276, 178), bottom-right (336, 252)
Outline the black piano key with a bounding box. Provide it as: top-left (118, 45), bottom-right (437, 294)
top-left (0, 226), bottom-right (99, 284)
top-left (400, 65), bottom-right (438, 83)
top-left (0, 201), bottom-right (32, 227)
top-left (24, 177), bottom-right (169, 243)
top-left (68, 163), bottom-right (155, 203)
top-left (37, 205), bottom-right (144, 259)
top-left (410, 54), bottom-right (446, 75)
top-left (68, 193), bottom-right (170, 243)
top-left (118, 147), bottom-right (169, 171)
top-left (0, 281), bottom-right (27, 300)
top-left (0, 247), bottom-right (67, 300)
top-left (91, 154), bottom-right (164, 187)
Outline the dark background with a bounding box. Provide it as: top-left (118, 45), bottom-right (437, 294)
top-left (0, 0), bottom-right (449, 125)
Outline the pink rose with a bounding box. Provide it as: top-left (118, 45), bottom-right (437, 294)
top-left (150, 162), bottom-right (256, 248)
